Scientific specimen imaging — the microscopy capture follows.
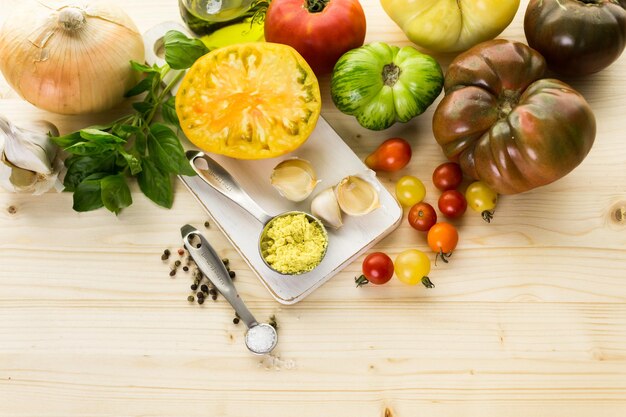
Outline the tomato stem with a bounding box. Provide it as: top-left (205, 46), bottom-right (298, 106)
top-left (482, 210), bottom-right (494, 223)
top-left (435, 249), bottom-right (453, 266)
top-left (421, 276), bottom-right (435, 289)
top-left (497, 89), bottom-right (521, 119)
top-left (382, 63), bottom-right (401, 87)
top-left (355, 275), bottom-right (370, 287)
top-left (306, 0), bottom-right (330, 13)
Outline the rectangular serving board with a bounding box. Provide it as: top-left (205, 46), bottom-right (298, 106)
top-left (179, 116), bottom-right (403, 304)
top-left (144, 22), bottom-right (402, 304)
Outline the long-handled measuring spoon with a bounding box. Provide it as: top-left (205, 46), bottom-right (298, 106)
top-left (186, 150), bottom-right (328, 275)
top-left (181, 224), bottom-right (278, 355)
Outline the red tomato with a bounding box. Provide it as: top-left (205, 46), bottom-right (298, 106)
top-left (408, 202), bottom-right (437, 232)
top-left (427, 222), bottom-right (459, 263)
top-left (365, 138), bottom-right (412, 172)
top-left (358, 252), bottom-right (394, 285)
top-left (432, 162), bottom-right (463, 191)
top-left (438, 190), bottom-right (467, 218)
top-left (264, 0), bottom-right (367, 75)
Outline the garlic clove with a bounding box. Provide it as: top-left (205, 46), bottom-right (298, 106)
top-left (311, 187), bottom-right (343, 229)
top-left (0, 116), bottom-right (60, 195)
top-left (335, 175), bottom-right (380, 216)
top-left (270, 158), bottom-right (319, 202)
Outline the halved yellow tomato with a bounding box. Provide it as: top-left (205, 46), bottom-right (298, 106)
top-left (176, 42), bottom-right (321, 159)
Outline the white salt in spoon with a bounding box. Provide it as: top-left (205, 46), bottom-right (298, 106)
top-left (181, 224), bottom-right (278, 355)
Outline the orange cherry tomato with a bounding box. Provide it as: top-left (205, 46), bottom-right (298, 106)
top-left (427, 222), bottom-right (459, 263)
top-left (365, 137), bottom-right (412, 172)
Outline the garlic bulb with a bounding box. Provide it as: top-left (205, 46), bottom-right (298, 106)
top-left (0, 0), bottom-right (145, 115)
top-left (270, 158), bottom-right (319, 202)
top-left (311, 188), bottom-right (343, 229)
top-left (0, 116), bottom-right (60, 195)
top-left (335, 175), bottom-right (380, 216)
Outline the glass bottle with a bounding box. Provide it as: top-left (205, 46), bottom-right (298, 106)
top-left (178, 0), bottom-right (267, 49)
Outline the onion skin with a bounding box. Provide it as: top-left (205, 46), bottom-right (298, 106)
top-left (0, 0), bottom-right (145, 115)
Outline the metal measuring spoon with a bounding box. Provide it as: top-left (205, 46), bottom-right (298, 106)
top-left (186, 150), bottom-right (328, 275)
top-left (181, 225), bottom-right (278, 355)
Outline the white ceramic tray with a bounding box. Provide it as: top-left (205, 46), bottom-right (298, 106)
top-left (178, 117), bottom-right (403, 304)
top-left (144, 23), bottom-right (403, 304)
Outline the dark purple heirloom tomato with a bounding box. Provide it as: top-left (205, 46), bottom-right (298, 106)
top-left (524, 0), bottom-right (626, 76)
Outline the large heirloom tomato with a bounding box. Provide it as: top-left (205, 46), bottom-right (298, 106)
top-left (176, 43), bottom-right (321, 159)
top-left (432, 40), bottom-right (596, 195)
top-left (331, 42), bottom-right (443, 131)
top-left (524, 0), bottom-right (626, 76)
top-left (380, 0), bottom-right (520, 53)
top-left (264, 0), bottom-right (366, 75)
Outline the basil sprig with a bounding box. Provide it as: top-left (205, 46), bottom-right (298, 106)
top-left (52, 31), bottom-right (209, 215)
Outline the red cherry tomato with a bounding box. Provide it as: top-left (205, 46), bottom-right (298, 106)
top-left (357, 252), bottom-right (394, 286)
top-left (408, 202), bottom-right (437, 232)
top-left (432, 162), bottom-right (463, 191)
top-left (438, 190), bottom-right (467, 218)
top-left (264, 0), bottom-right (367, 75)
top-left (365, 138), bottom-right (412, 172)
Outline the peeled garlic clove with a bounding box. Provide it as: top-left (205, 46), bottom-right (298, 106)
top-left (270, 158), bottom-right (319, 202)
top-left (336, 175), bottom-right (380, 216)
top-left (311, 188), bottom-right (343, 229)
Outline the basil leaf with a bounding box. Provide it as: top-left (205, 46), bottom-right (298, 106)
top-left (63, 153), bottom-right (118, 191)
top-left (64, 141), bottom-right (117, 156)
top-left (148, 123), bottom-right (195, 176)
top-left (130, 61), bottom-right (160, 74)
top-left (163, 30), bottom-right (209, 70)
top-left (162, 96), bottom-right (180, 129)
top-left (101, 174), bottom-right (132, 215)
top-left (120, 150), bottom-right (142, 175)
top-left (80, 129), bottom-right (126, 144)
top-left (133, 101), bottom-right (154, 117)
top-left (51, 132), bottom-right (82, 149)
top-left (111, 124), bottom-right (140, 141)
top-left (137, 158), bottom-right (173, 208)
top-left (135, 129), bottom-right (147, 156)
top-left (124, 73), bottom-right (156, 97)
top-left (73, 173), bottom-right (108, 212)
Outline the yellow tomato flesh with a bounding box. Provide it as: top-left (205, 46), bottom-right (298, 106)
top-left (176, 42), bottom-right (321, 159)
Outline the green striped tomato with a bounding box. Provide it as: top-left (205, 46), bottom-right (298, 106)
top-left (330, 42), bottom-right (443, 131)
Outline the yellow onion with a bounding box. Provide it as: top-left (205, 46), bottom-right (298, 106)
top-left (0, 0), bottom-right (145, 115)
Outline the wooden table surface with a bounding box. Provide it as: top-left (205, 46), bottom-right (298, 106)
top-left (1, 1), bottom-right (626, 416)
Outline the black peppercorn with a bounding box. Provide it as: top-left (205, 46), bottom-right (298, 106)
top-left (211, 294), bottom-right (217, 301)
top-left (233, 317), bottom-right (240, 324)
top-left (187, 295), bottom-right (194, 302)
top-left (183, 266), bottom-right (189, 272)
top-left (200, 284), bottom-right (209, 293)
top-left (174, 260), bottom-right (181, 267)
top-left (198, 298), bottom-right (205, 305)
top-left (228, 270), bottom-right (236, 278)
top-left (169, 269), bottom-right (176, 277)
top-left (197, 292), bottom-right (205, 299)
top-left (190, 284), bottom-right (198, 291)
top-left (204, 221), bottom-right (210, 228)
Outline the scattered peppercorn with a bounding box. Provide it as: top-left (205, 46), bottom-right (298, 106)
top-left (174, 260), bottom-right (181, 267)
top-left (161, 254), bottom-right (169, 261)
top-left (164, 249), bottom-right (171, 256)
top-left (222, 258), bottom-right (229, 265)
top-left (187, 295), bottom-right (194, 302)
top-left (198, 298), bottom-right (205, 305)
top-left (183, 266), bottom-right (189, 272)
top-left (209, 288), bottom-right (217, 296)
top-left (211, 294), bottom-right (217, 301)
top-left (197, 292), bottom-right (205, 299)
top-left (204, 221), bottom-right (210, 228)
top-left (169, 269), bottom-right (176, 277)
top-left (196, 244), bottom-right (201, 248)
top-left (200, 284), bottom-right (209, 293)
top-left (191, 284), bottom-right (198, 291)
top-left (233, 317), bottom-right (240, 324)
top-left (228, 270), bottom-right (236, 278)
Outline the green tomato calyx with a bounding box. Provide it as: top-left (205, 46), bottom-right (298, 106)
top-left (382, 63), bottom-right (401, 87)
top-left (306, 0), bottom-right (330, 13)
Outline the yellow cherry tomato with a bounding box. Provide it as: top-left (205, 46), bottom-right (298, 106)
top-left (394, 249), bottom-right (432, 287)
top-left (395, 175), bottom-right (426, 207)
top-left (465, 181), bottom-right (498, 222)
